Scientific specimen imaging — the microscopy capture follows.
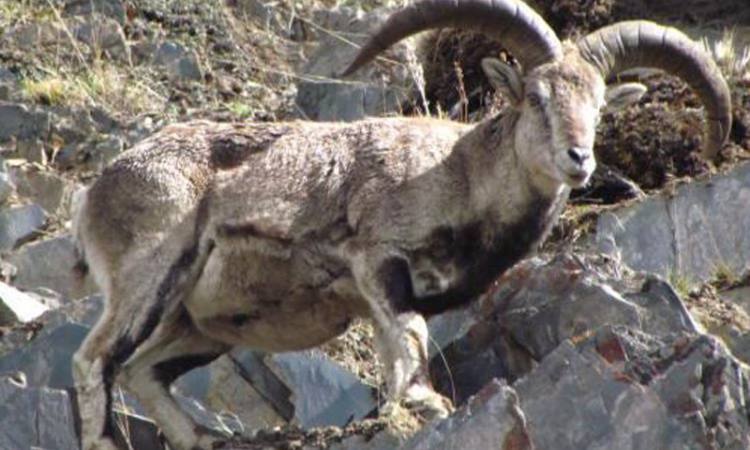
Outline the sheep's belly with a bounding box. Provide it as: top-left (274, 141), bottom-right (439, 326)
top-left (184, 240), bottom-right (365, 352)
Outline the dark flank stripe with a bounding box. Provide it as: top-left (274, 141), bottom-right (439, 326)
top-left (100, 197), bottom-right (213, 438)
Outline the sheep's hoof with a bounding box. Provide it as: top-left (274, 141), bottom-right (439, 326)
top-left (404, 393), bottom-right (454, 421)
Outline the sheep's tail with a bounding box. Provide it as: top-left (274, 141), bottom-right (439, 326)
top-left (70, 185), bottom-right (90, 279)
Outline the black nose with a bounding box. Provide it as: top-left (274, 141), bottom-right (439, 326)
top-left (567, 147), bottom-right (590, 165)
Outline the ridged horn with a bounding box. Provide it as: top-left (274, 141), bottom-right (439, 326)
top-left (578, 21), bottom-right (732, 160)
top-left (341, 0), bottom-right (562, 76)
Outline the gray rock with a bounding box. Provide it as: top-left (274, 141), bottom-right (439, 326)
top-left (0, 375), bottom-right (162, 450)
top-left (403, 379), bottom-right (530, 450)
top-left (0, 281), bottom-right (49, 326)
top-left (94, 134), bottom-right (125, 166)
top-left (64, 0), bottom-right (127, 24)
top-left (0, 295), bottom-right (103, 356)
top-left (0, 323), bottom-right (88, 388)
top-left (0, 68), bottom-right (15, 84)
top-left (0, 102), bottom-right (51, 142)
top-left (514, 327), bottom-right (750, 450)
top-left (7, 234), bottom-right (99, 301)
top-left (595, 161), bottom-right (750, 286)
top-left (174, 355), bottom-right (286, 434)
top-left (429, 254), bottom-right (699, 405)
top-left (271, 350), bottom-right (377, 428)
top-left (8, 164), bottom-right (81, 217)
top-left (0, 204), bottom-right (46, 251)
top-left (0, 68), bottom-right (17, 102)
top-left (233, 349), bottom-right (377, 429)
top-left (74, 15), bottom-right (130, 61)
top-left (0, 378), bottom-right (80, 450)
top-left (0, 172), bottom-right (15, 205)
top-left (5, 22), bottom-right (66, 49)
top-left (15, 138), bottom-right (48, 164)
top-left (154, 42), bottom-right (203, 81)
top-left (295, 7), bottom-right (417, 121)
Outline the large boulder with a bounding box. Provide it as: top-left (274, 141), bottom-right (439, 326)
top-left (515, 326), bottom-right (750, 450)
top-left (428, 253), bottom-right (699, 404)
top-left (0, 204), bottom-right (46, 251)
top-left (295, 7), bottom-right (419, 121)
top-left (0, 378), bottom-right (80, 450)
top-left (595, 162), bottom-right (750, 286)
top-left (6, 234), bottom-right (99, 300)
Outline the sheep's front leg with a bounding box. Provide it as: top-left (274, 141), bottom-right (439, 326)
top-left (351, 252), bottom-right (453, 420)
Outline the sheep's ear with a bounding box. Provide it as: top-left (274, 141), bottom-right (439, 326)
top-left (481, 57), bottom-right (523, 105)
top-left (604, 82), bottom-right (647, 112)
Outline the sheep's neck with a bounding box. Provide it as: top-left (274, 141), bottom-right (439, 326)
top-left (457, 113), bottom-right (566, 224)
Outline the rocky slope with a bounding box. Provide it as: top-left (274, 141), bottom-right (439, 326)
top-left (1, 1), bottom-right (749, 449)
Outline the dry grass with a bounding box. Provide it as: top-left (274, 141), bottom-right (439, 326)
top-left (20, 64), bottom-right (164, 117)
top-left (702, 28), bottom-right (750, 87)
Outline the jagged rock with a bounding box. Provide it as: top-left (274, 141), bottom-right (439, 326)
top-left (7, 234), bottom-right (99, 300)
top-left (402, 380), bottom-right (530, 450)
top-left (295, 7), bottom-right (418, 121)
top-left (0, 375), bottom-right (162, 450)
top-left (0, 323), bottom-right (88, 388)
top-left (232, 349), bottom-right (377, 429)
top-left (0, 377), bottom-right (80, 450)
top-left (514, 326), bottom-right (750, 450)
top-left (271, 350), bottom-right (377, 428)
top-left (0, 281), bottom-right (49, 326)
top-left (8, 164), bottom-right (81, 217)
top-left (154, 41), bottom-right (203, 81)
top-left (0, 204), bottom-right (46, 251)
top-left (595, 161), bottom-right (750, 286)
top-left (0, 102), bottom-right (50, 142)
top-left (0, 295), bottom-right (102, 356)
top-left (429, 254), bottom-right (700, 405)
top-left (175, 355), bottom-right (286, 434)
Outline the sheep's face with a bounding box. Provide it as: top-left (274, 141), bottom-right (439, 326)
top-left (516, 56), bottom-right (603, 188)
top-left (482, 49), bottom-right (645, 190)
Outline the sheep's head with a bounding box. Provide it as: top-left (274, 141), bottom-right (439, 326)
top-left (481, 46), bottom-right (648, 188)
top-left (342, 0), bottom-right (732, 189)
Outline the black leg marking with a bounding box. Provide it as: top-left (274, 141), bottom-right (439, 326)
top-left (377, 257), bottom-right (416, 314)
top-left (100, 199), bottom-right (216, 439)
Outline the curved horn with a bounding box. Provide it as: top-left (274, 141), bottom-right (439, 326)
top-left (341, 0), bottom-right (562, 76)
top-left (578, 21), bottom-right (732, 160)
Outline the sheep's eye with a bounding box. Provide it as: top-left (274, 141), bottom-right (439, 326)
top-left (527, 93), bottom-right (544, 108)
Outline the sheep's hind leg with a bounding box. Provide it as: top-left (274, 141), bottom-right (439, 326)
top-left (118, 312), bottom-right (230, 450)
top-left (73, 297), bottom-right (132, 450)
